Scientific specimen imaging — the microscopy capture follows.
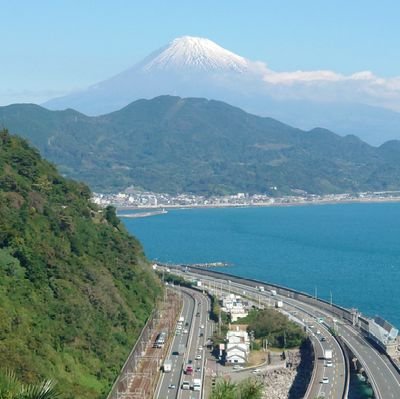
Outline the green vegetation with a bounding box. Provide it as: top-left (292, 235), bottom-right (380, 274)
top-left (156, 270), bottom-right (193, 288)
top-left (235, 308), bottom-right (306, 349)
top-left (0, 369), bottom-right (59, 399)
top-left (210, 378), bottom-right (263, 399)
top-left (0, 130), bottom-right (161, 398)
top-left (2, 96), bottom-right (400, 195)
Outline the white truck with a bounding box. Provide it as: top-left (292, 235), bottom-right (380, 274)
top-left (192, 378), bottom-right (202, 391)
top-left (163, 359), bottom-right (172, 372)
top-left (275, 300), bottom-right (283, 308)
top-left (324, 349), bottom-right (333, 360)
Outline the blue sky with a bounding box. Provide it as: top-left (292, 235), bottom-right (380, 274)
top-left (1, 0), bottom-right (400, 105)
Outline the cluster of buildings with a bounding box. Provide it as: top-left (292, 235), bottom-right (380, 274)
top-left (92, 189), bottom-right (400, 209)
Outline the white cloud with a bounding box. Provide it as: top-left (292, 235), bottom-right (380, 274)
top-left (248, 61), bottom-right (400, 112)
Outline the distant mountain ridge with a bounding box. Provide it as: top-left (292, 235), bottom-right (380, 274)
top-left (3, 95), bottom-right (400, 195)
top-left (42, 36), bottom-right (400, 145)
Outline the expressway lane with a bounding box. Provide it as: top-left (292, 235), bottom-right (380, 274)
top-left (180, 270), bottom-right (347, 399)
top-left (156, 289), bottom-right (195, 398)
top-left (181, 267), bottom-right (400, 399)
top-left (156, 286), bottom-right (212, 399)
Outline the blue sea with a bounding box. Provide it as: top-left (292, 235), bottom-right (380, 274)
top-left (122, 203), bottom-right (400, 328)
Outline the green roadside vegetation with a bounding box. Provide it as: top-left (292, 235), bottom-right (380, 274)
top-left (210, 378), bottom-right (263, 399)
top-left (0, 129), bottom-right (162, 398)
top-left (235, 308), bottom-right (306, 349)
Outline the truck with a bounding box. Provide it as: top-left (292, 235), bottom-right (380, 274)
top-left (258, 286), bottom-right (265, 292)
top-left (192, 378), bottom-right (202, 391)
top-left (275, 300), bottom-right (283, 308)
top-left (179, 316), bottom-right (185, 323)
top-left (163, 359), bottom-right (172, 373)
top-left (324, 349), bottom-right (333, 360)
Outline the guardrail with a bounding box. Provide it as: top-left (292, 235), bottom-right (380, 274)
top-left (180, 266), bottom-right (353, 399)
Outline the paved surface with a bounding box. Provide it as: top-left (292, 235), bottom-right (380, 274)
top-left (156, 287), bottom-right (212, 399)
top-left (181, 267), bottom-right (400, 399)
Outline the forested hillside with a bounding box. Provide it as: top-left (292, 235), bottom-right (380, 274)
top-left (0, 129), bottom-right (161, 398)
top-left (2, 96), bottom-right (400, 195)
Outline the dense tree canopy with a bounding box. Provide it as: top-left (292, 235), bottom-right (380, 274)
top-left (0, 130), bottom-right (161, 398)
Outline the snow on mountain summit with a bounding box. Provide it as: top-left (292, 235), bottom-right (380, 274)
top-left (141, 36), bottom-right (249, 73)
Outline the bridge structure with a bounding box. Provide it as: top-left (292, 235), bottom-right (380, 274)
top-left (177, 265), bottom-right (400, 399)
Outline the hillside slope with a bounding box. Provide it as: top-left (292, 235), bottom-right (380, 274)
top-left (2, 96), bottom-right (400, 195)
top-left (0, 129), bottom-right (161, 398)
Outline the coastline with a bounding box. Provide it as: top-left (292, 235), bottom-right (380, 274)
top-left (115, 196), bottom-right (400, 212)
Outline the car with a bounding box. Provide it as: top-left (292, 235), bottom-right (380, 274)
top-left (252, 368), bottom-right (261, 374)
top-left (199, 332), bottom-right (204, 337)
top-left (195, 366), bottom-right (201, 372)
top-left (168, 384), bottom-right (176, 389)
top-left (320, 336), bottom-right (326, 342)
top-left (181, 381), bottom-right (190, 390)
top-left (326, 360), bottom-right (333, 367)
top-left (200, 324), bottom-right (205, 329)
top-left (198, 346), bottom-right (203, 351)
top-left (183, 329), bottom-right (188, 334)
top-left (188, 359), bottom-right (193, 364)
top-left (322, 377), bottom-right (329, 384)
top-left (316, 330), bottom-right (321, 335)
top-left (195, 354), bottom-right (202, 360)
top-left (196, 312), bottom-right (200, 317)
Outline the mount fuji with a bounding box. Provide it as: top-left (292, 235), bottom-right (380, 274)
top-left (43, 36), bottom-right (400, 145)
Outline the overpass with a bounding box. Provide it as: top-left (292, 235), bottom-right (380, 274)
top-left (176, 265), bottom-right (400, 399)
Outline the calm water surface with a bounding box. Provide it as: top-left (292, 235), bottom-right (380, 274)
top-left (123, 203), bottom-right (400, 328)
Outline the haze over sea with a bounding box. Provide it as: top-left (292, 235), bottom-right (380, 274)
top-left (123, 203), bottom-right (400, 328)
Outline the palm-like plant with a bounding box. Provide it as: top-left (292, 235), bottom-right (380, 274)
top-left (0, 370), bottom-right (59, 399)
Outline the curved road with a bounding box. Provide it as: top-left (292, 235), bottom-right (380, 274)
top-left (182, 267), bottom-right (400, 399)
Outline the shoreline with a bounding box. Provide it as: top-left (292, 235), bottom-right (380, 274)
top-left (115, 196), bottom-right (400, 211)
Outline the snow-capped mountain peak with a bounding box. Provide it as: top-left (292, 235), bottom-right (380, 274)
top-left (141, 36), bottom-right (249, 73)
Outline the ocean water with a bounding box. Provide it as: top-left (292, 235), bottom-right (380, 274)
top-left (122, 203), bottom-right (400, 328)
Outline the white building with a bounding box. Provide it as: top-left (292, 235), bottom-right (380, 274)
top-left (225, 327), bottom-right (250, 364)
top-left (222, 294), bottom-right (248, 322)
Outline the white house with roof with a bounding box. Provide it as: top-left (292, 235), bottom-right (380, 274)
top-left (222, 294), bottom-right (249, 322)
top-left (225, 326), bottom-right (250, 364)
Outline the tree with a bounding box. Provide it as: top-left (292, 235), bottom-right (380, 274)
top-left (238, 378), bottom-right (264, 399)
top-left (0, 370), bottom-right (60, 399)
top-left (210, 380), bottom-right (236, 399)
top-left (210, 378), bottom-right (264, 399)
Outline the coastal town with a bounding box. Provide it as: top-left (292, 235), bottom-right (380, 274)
top-left (92, 188), bottom-right (400, 209)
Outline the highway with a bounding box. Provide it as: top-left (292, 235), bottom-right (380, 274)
top-left (200, 275), bottom-right (346, 399)
top-left (181, 267), bottom-right (400, 399)
top-left (156, 287), bottom-right (212, 399)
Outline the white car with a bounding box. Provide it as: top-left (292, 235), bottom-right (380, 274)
top-left (322, 377), bottom-right (329, 384)
top-left (195, 354), bottom-right (202, 360)
top-left (326, 360), bottom-right (333, 367)
top-left (183, 329), bottom-right (188, 334)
